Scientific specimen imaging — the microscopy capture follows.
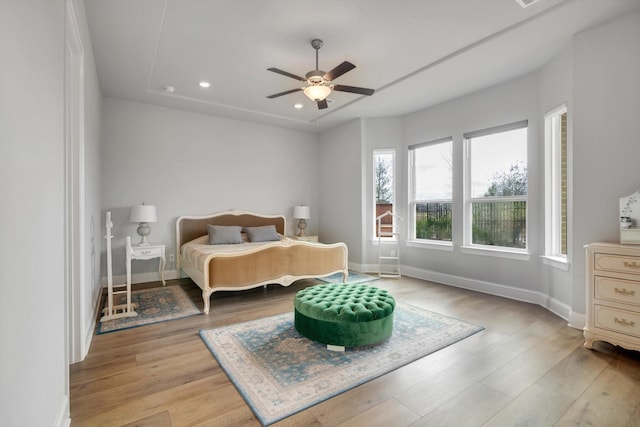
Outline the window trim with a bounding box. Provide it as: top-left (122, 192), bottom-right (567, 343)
top-left (408, 137), bottom-right (453, 243)
top-left (544, 103), bottom-right (568, 266)
top-left (373, 149), bottom-right (396, 241)
top-left (463, 120), bottom-right (529, 253)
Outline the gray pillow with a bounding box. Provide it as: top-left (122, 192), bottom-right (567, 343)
top-left (208, 225), bottom-right (243, 245)
top-left (244, 225), bottom-right (280, 242)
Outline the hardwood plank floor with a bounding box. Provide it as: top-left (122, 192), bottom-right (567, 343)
top-left (70, 276), bottom-right (640, 426)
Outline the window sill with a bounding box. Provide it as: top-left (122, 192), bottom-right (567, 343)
top-left (541, 255), bottom-right (570, 271)
top-left (406, 240), bottom-right (454, 251)
top-left (461, 245), bottom-right (530, 261)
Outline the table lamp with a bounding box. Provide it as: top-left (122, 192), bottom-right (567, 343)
top-left (130, 203), bottom-right (157, 246)
top-left (293, 205), bottom-right (310, 237)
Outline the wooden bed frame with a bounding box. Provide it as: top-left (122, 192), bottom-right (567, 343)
top-left (176, 210), bottom-right (348, 314)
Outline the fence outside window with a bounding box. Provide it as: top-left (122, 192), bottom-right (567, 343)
top-left (414, 201), bottom-right (526, 248)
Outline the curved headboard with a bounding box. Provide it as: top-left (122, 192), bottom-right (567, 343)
top-left (176, 210), bottom-right (286, 264)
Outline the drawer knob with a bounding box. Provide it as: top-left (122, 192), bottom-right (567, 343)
top-left (614, 317), bottom-right (636, 327)
top-left (623, 261), bottom-right (640, 268)
top-left (614, 287), bottom-right (636, 296)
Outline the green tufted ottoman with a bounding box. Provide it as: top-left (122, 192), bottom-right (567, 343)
top-left (294, 283), bottom-right (395, 349)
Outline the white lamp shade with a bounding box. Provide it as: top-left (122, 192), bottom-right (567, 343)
top-left (293, 205), bottom-right (310, 219)
top-left (130, 205), bottom-right (157, 223)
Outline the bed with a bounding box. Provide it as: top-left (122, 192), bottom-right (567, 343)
top-left (176, 210), bottom-right (348, 314)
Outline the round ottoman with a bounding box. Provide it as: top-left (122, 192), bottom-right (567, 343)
top-left (294, 283), bottom-right (395, 348)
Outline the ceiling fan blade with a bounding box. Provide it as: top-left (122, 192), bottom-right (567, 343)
top-left (266, 88), bottom-right (303, 99)
top-left (267, 68), bottom-right (307, 82)
top-left (332, 84), bottom-right (375, 96)
top-left (323, 61), bottom-right (355, 81)
top-left (317, 99), bottom-right (328, 109)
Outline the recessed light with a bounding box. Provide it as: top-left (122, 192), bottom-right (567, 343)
top-left (199, 81), bottom-right (211, 88)
top-left (163, 85), bottom-right (175, 93)
top-left (293, 103), bottom-right (304, 109)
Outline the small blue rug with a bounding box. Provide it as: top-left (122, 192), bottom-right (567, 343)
top-left (317, 270), bottom-right (378, 284)
top-left (200, 302), bottom-right (484, 426)
top-left (97, 285), bottom-right (200, 334)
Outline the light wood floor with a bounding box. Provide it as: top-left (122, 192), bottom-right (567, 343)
top-left (70, 276), bottom-right (640, 427)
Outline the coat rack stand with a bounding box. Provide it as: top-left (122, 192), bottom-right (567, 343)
top-left (377, 210), bottom-right (403, 278)
top-left (100, 211), bottom-right (138, 322)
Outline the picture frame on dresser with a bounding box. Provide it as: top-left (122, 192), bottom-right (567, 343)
top-left (584, 242), bottom-right (640, 353)
top-left (619, 190), bottom-right (640, 244)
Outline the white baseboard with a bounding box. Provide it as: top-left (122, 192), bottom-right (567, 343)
top-left (100, 269), bottom-right (180, 287)
top-left (352, 262), bottom-right (573, 323)
top-left (569, 311), bottom-right (586, 330)
top-left (83, 314), bottom-right (96, 359)
top-left (55, 395), bottom-right (71, 427)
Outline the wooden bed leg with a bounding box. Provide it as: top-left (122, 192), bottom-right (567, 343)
top-left (202, 289), bottom-right (211, 314)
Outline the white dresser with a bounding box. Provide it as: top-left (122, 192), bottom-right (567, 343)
top-left (584, 242), bottom-right (640, 352)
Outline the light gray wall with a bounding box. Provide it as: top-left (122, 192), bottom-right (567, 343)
top-left (0, 0), bottom-right (69, 425)
top-left (400, 73), bottom-right (542, 292)
top-left (318, 119), bottom-right (365, 262)
top-left (571, 9), bottom-right (640, 315)
top-left (101, 98), bottom-right (320, 276)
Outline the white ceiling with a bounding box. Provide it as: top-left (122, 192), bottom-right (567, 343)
top-left (85, 0), bottom-right (640, 133)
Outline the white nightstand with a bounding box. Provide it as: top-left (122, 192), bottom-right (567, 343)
top-left (126, 236), bottom-right (166, 286)
top-left (290, 235), bottom-right (319, 242)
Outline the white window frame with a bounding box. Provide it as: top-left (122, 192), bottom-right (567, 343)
top-left (462, 120), bottom-right (529, 259)
top-left (543, 104), bottom-right (569, 270)
top-left (408, 137), bottom-right (453, 248)
top-left (373, 149), bottom-right (396, 241)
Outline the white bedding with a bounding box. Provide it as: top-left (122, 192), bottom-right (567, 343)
top-left (181, 235), bottom-right (290, 272)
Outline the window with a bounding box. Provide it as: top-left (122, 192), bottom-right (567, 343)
top-left (373, 149), bottom-right (395, 238)
top-left (464, 121), bottom-right (528, 250)
top-left (544, 105), bottom-right (568, 261)
top-left (409, 137), bottom-right (453, 242)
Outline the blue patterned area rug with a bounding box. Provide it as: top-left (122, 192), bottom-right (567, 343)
top-left (97, 285), bottom-right (200, 334)
top-left (199, 302), bottom-right (484, 426)
top-left (317, 270), bottom-right (378, 284)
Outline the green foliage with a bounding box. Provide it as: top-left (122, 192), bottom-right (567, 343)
top-left (471, 201), bottom-right (526, 248)
top-left (414, 203), bottom-right (452, 241)
top-left (416, 216), bottom-right (452, 241)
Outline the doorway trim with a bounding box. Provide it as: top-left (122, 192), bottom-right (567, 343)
top-left (65, 0), bottom-right (86, 364)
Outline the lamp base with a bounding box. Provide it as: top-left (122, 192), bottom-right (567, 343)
top-left (297, 219), bottom-right (307, 237)
top-left (137, 222), bottom-right (151, 246)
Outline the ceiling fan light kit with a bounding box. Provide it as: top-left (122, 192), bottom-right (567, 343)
top-left (303, 85), bottom-right (331, 102)
top-left (267, 38), bottom-right (374, 110)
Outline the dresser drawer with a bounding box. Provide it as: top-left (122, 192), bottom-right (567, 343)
top-left (594, 305), bottom-right (640, 338)
top-left (594, 253), bottom-right (640, 275)
top-left (594, 276), bottom-right (640, 306)
top-left (132, 247), bottom-right (162, 258)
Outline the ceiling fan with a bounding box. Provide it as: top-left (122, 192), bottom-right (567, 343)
top-left (266, 39), bottom-right (375, 110)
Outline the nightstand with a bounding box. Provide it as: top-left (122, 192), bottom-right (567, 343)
top-left (290, 235), bottom-right (319, 242)
top-left (126, 236), bottom-right (166, 286)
